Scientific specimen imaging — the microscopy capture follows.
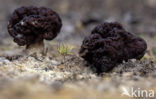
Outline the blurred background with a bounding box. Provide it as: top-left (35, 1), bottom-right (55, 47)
top-left (0, 0), bottom-right (156, 41)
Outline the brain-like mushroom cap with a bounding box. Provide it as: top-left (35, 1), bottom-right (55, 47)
top-left (79, 22), bottom-right (147, 73)
top-left (8, 6), bottom-right (62, 46)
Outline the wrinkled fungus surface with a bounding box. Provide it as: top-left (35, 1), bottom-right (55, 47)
top-left (79, 22), bottom-right (147, 73)
top-left (8, 6), bottom-right (62, 47)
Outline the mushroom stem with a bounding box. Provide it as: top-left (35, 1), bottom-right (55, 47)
top-left (25, 40), bottom-right (47, 56)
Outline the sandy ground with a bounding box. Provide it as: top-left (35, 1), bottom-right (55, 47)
top-left (0, 37), bottom-right (155, 99)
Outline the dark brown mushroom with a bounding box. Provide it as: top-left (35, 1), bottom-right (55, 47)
top-left (79, 22), bottom-right (147, 73)
top-left (8, 6), bottom-right (62, 54)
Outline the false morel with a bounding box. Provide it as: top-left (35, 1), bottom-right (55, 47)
top-left (8, 6), bottom-right (62, 48)
top-left (79, 22), bottom-right (147, 73)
